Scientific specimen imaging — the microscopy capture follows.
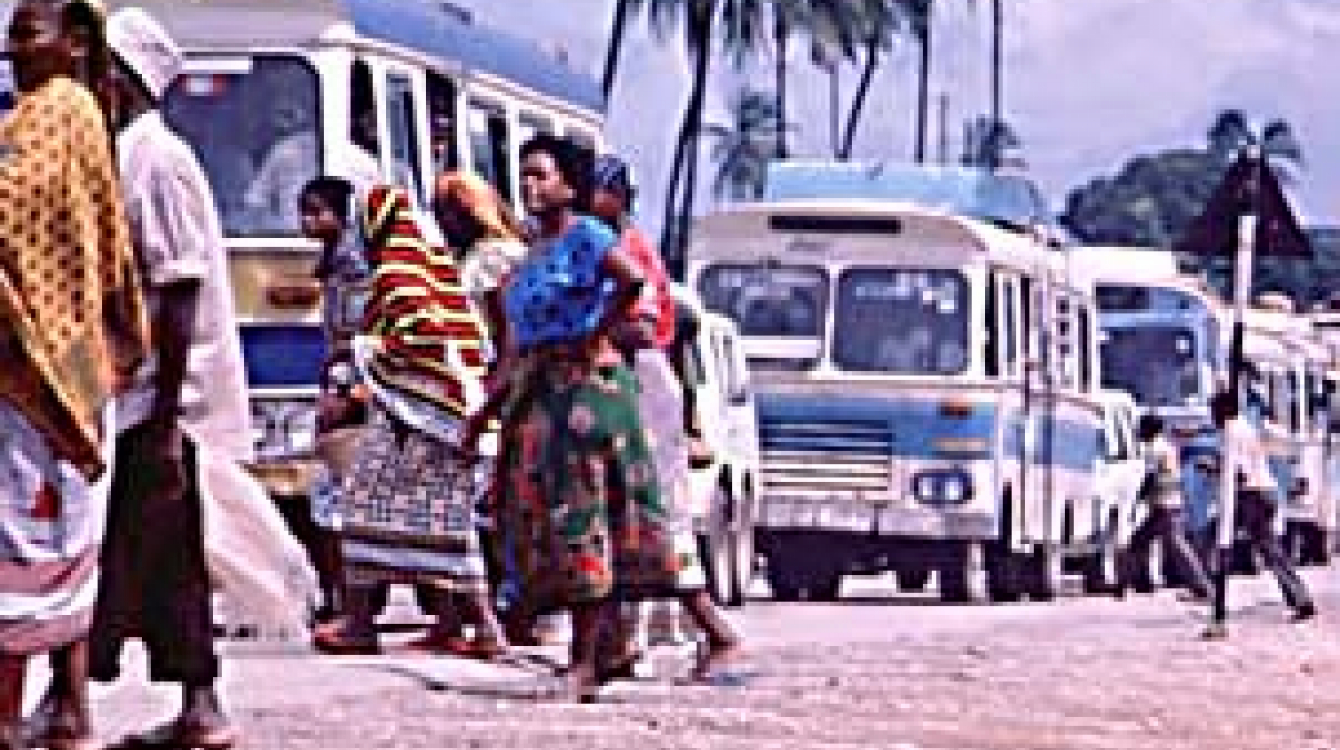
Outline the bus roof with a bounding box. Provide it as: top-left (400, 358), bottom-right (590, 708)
top-left (99, 0), bottom-right (604, 113)
top-left (763, 160), bottom-right (1063, 238)
top-left (1074, 246), bottom-right (1180, 283)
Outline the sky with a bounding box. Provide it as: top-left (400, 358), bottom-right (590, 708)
top-left (461, 0), bottom-right (1340, 231)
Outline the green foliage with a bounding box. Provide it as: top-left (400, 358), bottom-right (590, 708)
top-left (1061, 109), bottom-right (1329, 307)
top-left (706, 86), bottom-right (788, 200)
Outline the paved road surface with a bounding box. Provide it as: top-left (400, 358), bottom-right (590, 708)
top-left (34, 570), bottom-right (1340, 749)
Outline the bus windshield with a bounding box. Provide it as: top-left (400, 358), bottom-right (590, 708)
top-left (164, 55), bottom-right (321, 238)
top-left (698, 264), bottom-right (827, 370)
top-left (832, 268), bottom-right (971, 375)
top-left (1100, 326), bottom-right (1201, 407)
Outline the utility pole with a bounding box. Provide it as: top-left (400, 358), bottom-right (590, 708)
top-left (937, 93), bottom-right (950, 165)
top-left (830, 66), bottom-right (840, 158)
top-left (1208, 145), bottom-right (1261, 638)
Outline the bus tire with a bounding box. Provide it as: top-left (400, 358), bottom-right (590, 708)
top-left (896, 568), bottom-right (932, 593)
top-left (1082, 509), bottom-right (1121, 594)
top-left (940, 542), bottom-right (989, 604)
top-left (1025, 544), bottom-right (1065, 601)
top-left (728, 504), bottom-right (756, 608)
top-left (699, 527), bottom-right (735, 608)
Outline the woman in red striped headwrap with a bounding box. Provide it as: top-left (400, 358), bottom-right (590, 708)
top-left (315, 185), bottom-right (507, 656)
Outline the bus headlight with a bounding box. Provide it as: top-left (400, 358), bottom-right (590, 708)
top-left (911, 470), bottom-right (973, 506)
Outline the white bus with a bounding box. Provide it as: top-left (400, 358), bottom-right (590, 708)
top-left (1084, 249), bottom-right (1229, 548)
top-left (101, 0), bottom-right (605, 492)
top-left (1242, 302), bottom-right (1335, 564)
top-left (688, 162), bottom-right (1109, 603)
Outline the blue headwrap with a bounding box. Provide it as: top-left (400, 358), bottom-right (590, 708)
top-left (593, 153), bottom-right (637, 214)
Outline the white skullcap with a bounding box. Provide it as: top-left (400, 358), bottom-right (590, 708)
top-left (106, 7), bottom-right (182, 102)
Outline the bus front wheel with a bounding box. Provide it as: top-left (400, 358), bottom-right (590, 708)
top-left (939, 542), bottom-right (989, 604)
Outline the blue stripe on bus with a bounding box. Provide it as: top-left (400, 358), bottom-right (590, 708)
top-left (240, 325), bottom-right (327, 389)
top-left (757, 393), bottom-right (1100, 470)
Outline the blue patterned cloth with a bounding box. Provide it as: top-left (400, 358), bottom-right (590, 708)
top-left (505, 216), bottom-right (619, 350)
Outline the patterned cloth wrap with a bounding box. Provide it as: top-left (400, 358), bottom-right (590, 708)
top-left (338, 186), bottom-right (493, 591)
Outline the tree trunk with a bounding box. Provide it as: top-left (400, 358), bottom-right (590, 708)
top-left (915, 26), bottom-right (931, 164)
top-left (839, 41), bottom-right (880, 160)
top-left (667, 10), bottom-right (718, 281)
top-left (775, 13), bottom-right (789, 159)
top-left (601, 1), bottom-right (633, 104)
top-left (991, 0), bottom-right (1002, 125)
top-left (661, 9), bottom-right (715, 278)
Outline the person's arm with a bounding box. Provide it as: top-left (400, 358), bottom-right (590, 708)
top-left (135, 157), bottom-right (213, 478)
top-left (592, 243), bottom-right (645, 348)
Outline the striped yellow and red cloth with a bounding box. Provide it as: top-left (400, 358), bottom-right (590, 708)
top-left (359, 186), bottom-right (488, 425)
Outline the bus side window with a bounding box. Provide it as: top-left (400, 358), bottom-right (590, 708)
top-left (352, 60), bottom-right (378, 159)
top-left (468, 100), bottom-right (513, 204)
top-left (1055, 295), bottom-right (1075, 389)
top-left (427, 72), bottom-right (458, 174)
top-left (985, 272), bottom-right (999, 378)
top-left (1021, 276), bottom-right (1035, 363)
top-left (384, 72), bottom-right (425, 204)
top-left (1078, 304), bottom-right (1093, 393)
top-left (1004, 278), bottom-right (1019, 377)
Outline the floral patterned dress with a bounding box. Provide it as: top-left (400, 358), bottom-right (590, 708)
top-left (497, 217), bottom-right (689, 610)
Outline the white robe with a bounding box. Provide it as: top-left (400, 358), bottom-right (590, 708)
top-left (118, 111), bottom-right (317, 637)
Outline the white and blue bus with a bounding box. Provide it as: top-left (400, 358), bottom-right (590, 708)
top-left (100, 0), bottom-right (605, 491)
top-left (1085, 249), bottom-right (1228, 538)
top-left (688, 162), bottom-right (1110, 603)
top-left (1242, 301), bottom-right (1336, 565)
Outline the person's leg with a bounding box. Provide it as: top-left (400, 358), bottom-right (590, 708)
top-left (134, 438), bottom-right (230, 741)
top-left (680, 589), bottom-right (743, 680)
top-left (1118, 510), bottom-right (1158, 594)
top-left (35, 641), bottom-right (93, 745)
top-left (1242, 492), bottom-right (1314, 614)
top-left (1161, 510), bottom-right (1214, 599)
top-left (0, 655), bottom-right (26, 748)
top-left (555, 601), bottom-right (609, 700)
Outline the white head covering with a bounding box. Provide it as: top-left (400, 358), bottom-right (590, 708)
top-left (106, 7), bottom-right (182, 102)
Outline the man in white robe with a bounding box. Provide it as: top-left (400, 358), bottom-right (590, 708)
top-left (87, 9), bottom-right (315, 748)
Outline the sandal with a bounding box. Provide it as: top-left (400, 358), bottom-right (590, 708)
top-left (313, 627), bottom-right (380, 656)
top-left (595, 650), bottom-right (645, 685)
top-left (112, 720), bottom-right (238, 749)
top-left (681, 643), bottom-right (752, 687)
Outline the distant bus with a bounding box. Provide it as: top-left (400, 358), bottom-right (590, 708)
top-left (689, 162), bottom-right (1111, 604)
top-left (101, 0), bottom-right (605, 490)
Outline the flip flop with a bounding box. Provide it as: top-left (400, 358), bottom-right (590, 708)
top-left (113, 721), bottom-right (238, 750)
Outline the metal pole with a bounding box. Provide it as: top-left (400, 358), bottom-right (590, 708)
top-left (830, 66), bottom-right (840, 158)
top-left (1209, 147), bottom-right (1260, 637)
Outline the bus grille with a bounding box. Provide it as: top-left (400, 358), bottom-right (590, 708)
top-left (759, 419), bottom-right (893, 504)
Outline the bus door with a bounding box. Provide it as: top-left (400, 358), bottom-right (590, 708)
top-left (1019, 273), bottom-right (1055, 543)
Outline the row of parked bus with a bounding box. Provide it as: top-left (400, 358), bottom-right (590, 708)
top-left (683, 160), bottom-right (1340, 604)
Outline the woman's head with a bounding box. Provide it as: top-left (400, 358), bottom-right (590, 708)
top-left (6, 0), bottom-right (107, 94)
top-left (591, 153), bottom-right (635, 229)
top-left (299, 177), bottom-right (355, 246)
top-left (519, 134), bottom-right (594, 219)
top-left (433, 172), bottom-right (523, 251)
top-left (1137, 413), bottom-right (1165, 443)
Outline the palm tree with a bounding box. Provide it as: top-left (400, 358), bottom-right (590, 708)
top-left (601, 0), bottom-right (644, 103)
top-left (1206, 108), bottom-right (1305, 178)
top-left (633, 0), bottom-right (771, 271)
top-left (960, 115), bottom-right (1020, 171)
top-left (770, 0), bottom-right (809, 158)
top-left (837, 0), bottom-right (902, 159)
top-left (706, 86), bottom-right (788, 201)
top-left (903, 0), bottom-right (934, 164)
top-left (990, 0), bottom-right (1002, 125)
